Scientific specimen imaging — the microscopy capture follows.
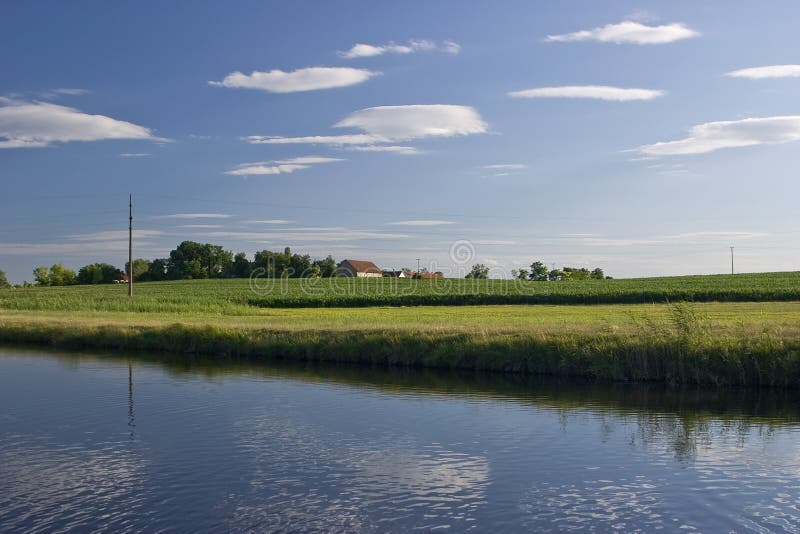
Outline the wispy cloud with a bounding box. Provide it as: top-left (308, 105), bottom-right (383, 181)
top-left (546, 21), bottom-right (699, 45)
top-left (209, 67), bottom-right (378, 93)
top-left (119, 153), bottom-right (151, 158)
top-left (509, 85), bottom-right (665, 101)
top-left (582, 237), bottom-right (662, 246)
top-left (224, 156), bottom-right (343, 176)
top-left (387, 220), bottom-right (454, 226)
top-left (0, 98), bottom-right (168, 148)
top-left (243, 219), bottom-right (294, 225)
top-left (346, 145), bottom-right (421, 155)
top-left (176, 224), bottom-right (224, 229)
top-left (633, 115), bottom-right (800, 156)
top-left (482, 163), bottom-right (527, 170)
top-left (67, 230), bottom-right (164, 241)
top-left (666, 231), bottom-right (769, 240)
top-left (338, 39), bottom-right (461, 58)
top-left (206, 228), bottom-right (410, 242)
top-left (153, 213), bottom-right (232, 220)
top-left (474, 240), bottom-right (516, 245)
top-left (725, 65), bottom-right (800, 79)
top-left (248, 105), bottom-right (487, 147)
top-left (52, 88), bottom-right (91, 96)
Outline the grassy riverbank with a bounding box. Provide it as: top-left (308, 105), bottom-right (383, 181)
top-left (1, 300), bottom-right (799, 387)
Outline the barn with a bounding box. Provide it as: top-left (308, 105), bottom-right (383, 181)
top-left (337, 259), bottom-right (383, 278)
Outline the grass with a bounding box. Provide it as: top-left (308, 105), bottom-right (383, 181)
top-left (1, 271), bottom-right (799, 312)
top-left (1, 274), bottom-right (799, 386)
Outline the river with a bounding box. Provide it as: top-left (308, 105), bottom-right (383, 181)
top-left (1, 348), bottom-right (798, 532)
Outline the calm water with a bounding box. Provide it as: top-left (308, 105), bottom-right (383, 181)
top-left (1, 348), bottom-right (799, 532)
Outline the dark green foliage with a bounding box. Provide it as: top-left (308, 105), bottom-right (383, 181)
top-left (0, 269), bottom-right (9, 289)
top-left (227, 252), bottom-right (252, 278)
top-left (529, 261), bottom-right (549, 281)
top-left (465, 264), bottom-right (489, 279)
top-left (125, 258), bottom-right (151, 279)
top-left (253, 247), bottom-right (322, 278)
top-left (77, 263), bottom-right (124, 284)
top-left (167, 241), bottom-right (233, 279)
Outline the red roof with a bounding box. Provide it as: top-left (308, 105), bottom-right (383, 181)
top-left (341, 259), bottom-right (382, 274)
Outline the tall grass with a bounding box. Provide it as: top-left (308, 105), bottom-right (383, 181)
top-left (1, 303), bottom-right (798, 387)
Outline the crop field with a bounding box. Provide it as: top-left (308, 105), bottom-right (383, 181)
top-left (1, 271), bottom-right (799, 313)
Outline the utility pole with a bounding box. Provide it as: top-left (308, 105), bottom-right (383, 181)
top-left (128, 193), bottom-right (133, 297)
top-left (416, 258), bottom-right (421, 275)
top-left (730, 246), bottom-right (734, 275)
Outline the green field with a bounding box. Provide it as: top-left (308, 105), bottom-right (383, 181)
top-left (2, 271), bottom-right (800, 312)
top-left (1, 273), bottom-right (799, 386)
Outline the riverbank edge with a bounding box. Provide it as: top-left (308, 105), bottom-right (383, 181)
top-left (1, 321), bottom-right (797, 387)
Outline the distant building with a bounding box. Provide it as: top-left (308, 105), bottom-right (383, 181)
top-left (382, 270), bottom-right (410, 278)
top-left (337, 259), bottom-right (383, 278)
top-left (417, 272), bottom-right (444, 279)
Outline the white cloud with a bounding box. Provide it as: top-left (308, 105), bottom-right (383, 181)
top-left (338, 39), bottom-right (461, 58)
top-left (153, 213), bottom-right (232, 219)
top-left (634, 115), bottom-right (800, 156)
top-left (248, 105), bottom-right (487, 148)
top-left (482, 163), bottom-right (527, 170)
top-left (509, 85), bottom-right (665, 101)
top-left (67, 230), bottom-right (164, 241)
top-left (335, 104), bottom-right (487, 140)
top-left (0, 99), bottom-right (167, 148)
top-left (387, 220), bottom-right (455, 226)
top-left (209, 67), bottom-right (378, 93)
top-left (176, 224), bottom-right (224, 229)
top-left (666, 231), bottom-right (768, 240)
top-left (225, 156), bottom-right (343, 176)
top-left (346, 145), bottom-right (421, 155)
top-left (546, 21), bottom-right (699, 44)
top-left (243, 219), bottom-right (294, 225)
top-left (119, 153), bottom-right (151, 157)
top-left (725, 65), bottom-right (800, 79)
top-left (245, 134), bottom-right (379, 146)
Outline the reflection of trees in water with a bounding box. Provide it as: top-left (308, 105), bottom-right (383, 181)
top-left (48, 350), bottom-right (800, 462)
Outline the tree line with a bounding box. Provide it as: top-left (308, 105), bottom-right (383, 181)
top-left (465, 260), bottom-right (609, 280)
top-left (23, 241), bottom-right (340, 286)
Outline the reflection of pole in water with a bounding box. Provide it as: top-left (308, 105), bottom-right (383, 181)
top-left (128, 361), bottom-right (135, 440)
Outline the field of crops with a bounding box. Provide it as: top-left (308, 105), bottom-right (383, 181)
top-left (0, 271), bottom-right (798, 313)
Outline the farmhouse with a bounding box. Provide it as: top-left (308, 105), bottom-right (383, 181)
top-left (337, 259), bottom-right (383, 278)
top-left (382, 270), bottom-right (410, 278)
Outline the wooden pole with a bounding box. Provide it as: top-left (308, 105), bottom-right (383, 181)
top-left (128, 193), bottom-right (133, 297)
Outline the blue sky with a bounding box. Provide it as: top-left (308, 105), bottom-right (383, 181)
top-left (2, 1), bottom-right (799, 282)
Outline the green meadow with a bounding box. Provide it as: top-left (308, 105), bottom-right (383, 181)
top-left (1, 272), bottom-right (799, 386)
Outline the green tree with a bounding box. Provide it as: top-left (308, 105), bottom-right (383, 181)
top-left (465, 263), bottom-right (489, 279)
top-left (0, 269), bottom-right (10, 289)
top-left (78, 263), bottom-right (123, 284)
top-left (33, 266), bottom-right (50, 286)
top-left (591, 267), bottom-right (605, 280)
top-left (548, 268), bottom-right (563, 281)
top-left (146, 258), bottom-right (168, 281)
top-left (529, 261), bottom-right (549, 281)
top-left (312, 256), bottom-right (337, 278)
top-left (563, 267), bottom-right (591, 281)
top-left (511, 268), bottom-right (529, 280)
top-left (125, 259), bottom-right (151, 279)
top-left (34, 264), bottom-right (77, 286)
top-left (227, 252), bottom-right (252, 278)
